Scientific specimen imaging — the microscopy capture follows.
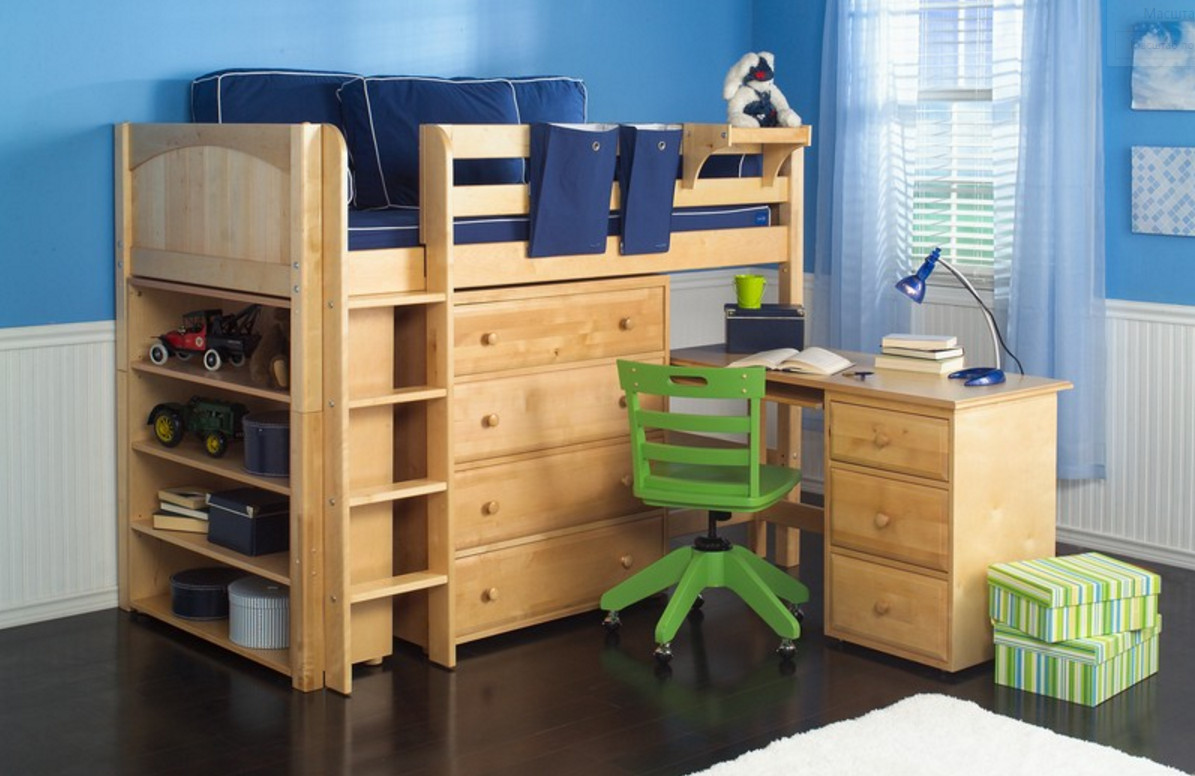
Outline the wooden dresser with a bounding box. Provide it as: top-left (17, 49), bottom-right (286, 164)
top-left (398, 275), bottom-right (671, 645)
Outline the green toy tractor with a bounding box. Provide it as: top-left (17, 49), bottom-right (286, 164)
top-left (147, 396), bottom-right (249, 458)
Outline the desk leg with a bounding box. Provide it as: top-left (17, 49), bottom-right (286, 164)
top-left (774, 403), bottom-right (802, 568)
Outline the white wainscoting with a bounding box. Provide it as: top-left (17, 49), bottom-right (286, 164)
top-left (0, 322), bottom-right (118, 629)
top-left (0, 284), bottom-right (1191, 630)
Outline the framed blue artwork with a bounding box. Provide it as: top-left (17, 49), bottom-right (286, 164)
top-left (1132, 22), bottom-right (1195, 110)
top-left (1131, 146), bottom-right (1195, 237)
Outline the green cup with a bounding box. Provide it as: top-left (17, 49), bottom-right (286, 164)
top-left (734, 274), bottom-right (766, 309)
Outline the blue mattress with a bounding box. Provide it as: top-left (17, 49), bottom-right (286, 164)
top-left (347, 204), bottom-right (772, 252)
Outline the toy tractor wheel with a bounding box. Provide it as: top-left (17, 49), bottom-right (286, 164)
top-left (204, 432), bottom-right (229, 458)
top-left (203, 349), bottom-right (223, 372)
top-left (148, 342), bottom-right (169, 366)
top-left (175, 351), bottom-right (192, 361)
top-left (151, 408), bottom-right (184, 448)
top-left (229, 353), bottom-right (246, 367)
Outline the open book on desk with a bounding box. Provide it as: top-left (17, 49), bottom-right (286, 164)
top-left (727, 347), bottom-right (854, 376)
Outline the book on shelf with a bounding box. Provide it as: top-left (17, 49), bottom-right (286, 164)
top-left (152, 512), bottom-right (209, 534)
top-left (873, 353), bottom-right (967, 375)
top-left (727, 346), bottom-right (854, 376)
top-left (158, 502), bottom-right (210, 520)
top-left (881, 345), bottom-right (965, 361)
top-left (880, 333), bottom-right (958, 351)
top-left (157, 486), bottom-right (210, 510)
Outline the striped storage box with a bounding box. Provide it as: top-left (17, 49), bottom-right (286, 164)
top-left (993, 617), bottom-right (1162, 706)
top-left (988, 553), bottom-right (1160, 643)
top-left (228, 576), bottom-right (289, 649)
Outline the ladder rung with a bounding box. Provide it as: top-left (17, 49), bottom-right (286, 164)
top-left (349, 386), bottom-right (447, 409)
top-left (351, 572), bottom-right (448, 603)
top-left (349, 478), bottom-right (447, 507)
top-left (348, 291), bottom-right (447, 309)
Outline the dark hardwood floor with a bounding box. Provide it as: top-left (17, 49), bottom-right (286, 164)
top-left (2, 533), bottom-right (1191, 776)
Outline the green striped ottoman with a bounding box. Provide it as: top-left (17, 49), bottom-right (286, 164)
top-left (987, 552), bottom-right (1160, 643)
top-left (993, 617), bottom-right (1162, 706)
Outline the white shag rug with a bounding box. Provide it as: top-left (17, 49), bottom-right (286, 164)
top-left (691, 694), bottom-right (1185, 776)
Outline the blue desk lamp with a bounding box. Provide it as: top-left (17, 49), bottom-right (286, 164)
top-left (895, 247), bottom-right (1007, 386)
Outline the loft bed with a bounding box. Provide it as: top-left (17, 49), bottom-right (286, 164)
top-left (114, 71), bottom-right (811, 694)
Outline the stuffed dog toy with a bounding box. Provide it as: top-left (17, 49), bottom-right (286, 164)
top-left (723, 52), bottom-right (802, 128)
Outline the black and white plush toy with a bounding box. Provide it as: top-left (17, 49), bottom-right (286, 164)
top-left (723, 51), bottom-right (802, 128)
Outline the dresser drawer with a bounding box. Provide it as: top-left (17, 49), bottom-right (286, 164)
top-left (455, 280), bottom-right (667, 376)
top-left (828, 552), bottom-right (949, 662)
top-left (828, 467), bottom-right (949, 571)
top-left (454, 439), bottom-right (643, 550)
top-left (454, 358), bottom-right (664, 463)
top-left (828, 401), bottom-right (950, 481)
top-left (454, 516), bottom-right (665, 640)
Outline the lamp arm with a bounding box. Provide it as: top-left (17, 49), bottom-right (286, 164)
top-left (933, 257), bottom-right (1002, 371)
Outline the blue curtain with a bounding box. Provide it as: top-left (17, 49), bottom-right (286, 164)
top-left (812, 0), bottom-right (915, 351)
top-left (1001, 0), bottom-right (1107, 479)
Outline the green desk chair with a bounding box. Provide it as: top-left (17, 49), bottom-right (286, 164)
top-left (601, 360), bottom-right (810, 663)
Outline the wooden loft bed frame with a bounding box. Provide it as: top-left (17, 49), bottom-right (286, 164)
top-left (114, 120), bottom-right (811, 693)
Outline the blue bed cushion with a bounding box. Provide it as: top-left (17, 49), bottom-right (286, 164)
top-left (191, 68), bottom-right (359, 129)
top-left (347, 204), bottom-right (771, 251)
top-left (339, 77), bottom-right (524, 209)
top-left (508, 77), bottom-right (588, 124)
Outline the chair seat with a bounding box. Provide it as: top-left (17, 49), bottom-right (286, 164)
top-left (639, 461), bottom-right (801, 513)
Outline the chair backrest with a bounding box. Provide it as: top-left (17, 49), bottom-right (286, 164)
top-left (617, 359), bottom-right (767, 510)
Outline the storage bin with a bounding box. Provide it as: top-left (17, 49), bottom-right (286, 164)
top-left (724, 303), bottom-right (806, 353)
top-left (243, 411), bottom-right (290, 477)
top-left (987, 552), bottom-right (1160, 643)
top-left (170, 567), bottom-right (245, 620)
top-left (228, 575), bottom-right (290, 649)
top-left (993, 617), bottom-right (1162, 706)
top-left (207, 487), bottom-right (289, 556)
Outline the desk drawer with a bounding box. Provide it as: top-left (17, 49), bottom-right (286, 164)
top-left (454, 439), bottom-right (641, 550)
top-left (455, 516), bottom-right (664, 640)
top-left (828, 401), bottom-right (950, 481)
top-left (453, 359), bottom-right (663, 463)
top-left (455, 280), bottom-right (667, 376)
top-left (828, 467), bottom-right (949, 571)
top-left (829, 552), bottom-right (949, 662)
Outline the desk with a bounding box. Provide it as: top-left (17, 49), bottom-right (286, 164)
top-left (672, 345), bottom-right (1072, 672)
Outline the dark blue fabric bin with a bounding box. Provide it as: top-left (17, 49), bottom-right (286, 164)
top-left (528, 123), bottom-right (619, 258)
top-left (618, 124), bottom-right (682, 255)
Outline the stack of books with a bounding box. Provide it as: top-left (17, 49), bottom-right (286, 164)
top-left (153, 486), bottom-right (211, 534)
top-left (874, 333), bottom-right (965, 375)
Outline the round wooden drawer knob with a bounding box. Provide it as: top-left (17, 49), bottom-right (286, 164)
top-left (483, 500), bottom-right (500, 515)
top-left (483, 587), bottom-right (500, 603)
top-left (873, 431), bottom-right (891, 449)
top-left (483, 413), bottom-right (501, 428)
top-left (481, 332), bottom-right (499, 346)
top-left (620, 555), bottom-right (634, 569)
top-left (873, 600), bottom-right (891, 616)
top-left (619, 316), bottom-right (635, 331)
top-left (873, 512), bottom-right (891, 529)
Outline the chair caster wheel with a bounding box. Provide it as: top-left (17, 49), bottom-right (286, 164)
top-left (653, 642), bottom-right (673, 664)
top-left (691, 594), bottom-right (704, 610)
top-left (602, 611), bottom-right (621, 632)
top-left (787, 603), bottom-right (804, 622)
top-left (777, 638), bottom-right (797, 661)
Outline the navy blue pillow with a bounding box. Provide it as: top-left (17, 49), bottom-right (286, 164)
top-left (508, 77), bottom-right (588, 124)
top-left (339, 76), bottom-right (524, 209)
top-left (191, 68), bottom-right (359, 130)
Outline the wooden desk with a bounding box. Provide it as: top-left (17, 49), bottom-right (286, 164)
top-left (672, 345), bottom-right (1072, 672)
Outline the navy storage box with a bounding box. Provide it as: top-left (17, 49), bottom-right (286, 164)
top-left (170, 567), bottom-right (245, 620)
top-left (243, 411), bottom-right (289, 477)
top-left (207, 488), bottom-right (289, 556)
top-left (725, 303), bottom-right (806, 353)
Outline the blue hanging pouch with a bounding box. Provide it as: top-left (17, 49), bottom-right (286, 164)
top-left (528, 123), bottom-right (618, 257)
top-left (617, 124), bottom-right (682, 255)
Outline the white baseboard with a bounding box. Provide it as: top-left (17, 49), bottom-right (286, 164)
top-left (1056, 527), bottom-right (1195, 572)
top-left (0, 589), bottom-right (119, 630)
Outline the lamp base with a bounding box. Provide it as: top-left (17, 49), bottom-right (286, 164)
top-left (948, 366), bottom-right (1006, 387)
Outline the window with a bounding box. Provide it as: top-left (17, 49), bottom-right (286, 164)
top-left (908, 0), bottom-right (1019, 279)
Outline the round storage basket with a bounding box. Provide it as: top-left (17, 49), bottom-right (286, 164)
top-left (228, 575), bottom-right (290, 649)
top-left (242, 411), bottom-right (290, 477)
top-left (170, 567), bottom-right (245, 620)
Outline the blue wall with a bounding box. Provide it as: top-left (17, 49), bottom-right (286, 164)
top-left (1104, 0), bottom-right (1195, 306)
top-left (0, 0), bottom-right (753, 329)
